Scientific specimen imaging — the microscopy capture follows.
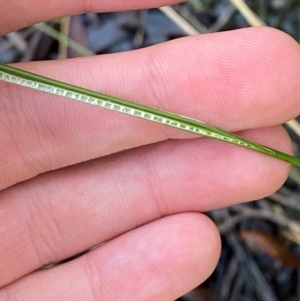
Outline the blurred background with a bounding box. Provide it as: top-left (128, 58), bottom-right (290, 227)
top-left (2, 1), bottom-right (300, 300)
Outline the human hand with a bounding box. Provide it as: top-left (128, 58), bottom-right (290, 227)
top-left (1, 1), bottom-right (300, 300)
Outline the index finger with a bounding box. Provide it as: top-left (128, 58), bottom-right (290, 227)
top-left (1, 0), bottom-right (185, 35)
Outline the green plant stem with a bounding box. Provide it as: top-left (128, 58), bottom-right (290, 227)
top-left (0, 63), bottom-right (299, 167)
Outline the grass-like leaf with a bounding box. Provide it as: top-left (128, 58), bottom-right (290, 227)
top-left (0, 63), bottom-right (299, 167)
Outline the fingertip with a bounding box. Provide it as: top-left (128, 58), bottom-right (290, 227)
top-left (189, 213), bottom-right (222, 276)
top-left (239, 125), bottom-right (293, 196)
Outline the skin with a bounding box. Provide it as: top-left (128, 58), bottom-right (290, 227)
top-left (1, 1), bottom-right (300, 300)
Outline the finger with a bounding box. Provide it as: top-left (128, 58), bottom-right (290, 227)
top-left (1, 27), bottom-right (300, 189)
top-left (0, 124), bottom-right (291, 286)
top-left (0, 213), bottom-right (220, 301)
top-left (1, 0), bottom-right (185, 35)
